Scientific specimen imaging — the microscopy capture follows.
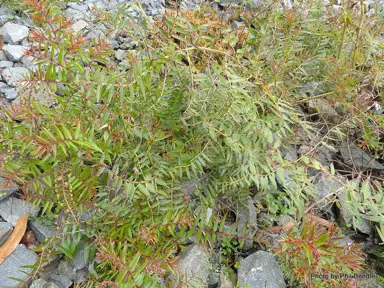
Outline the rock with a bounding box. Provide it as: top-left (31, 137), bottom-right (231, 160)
top-left (340, 142), bottom-right (384, 170)
top-left (70, 20), bottom-right (89, 34)
top-left (0, 197), bottom-right (40, 226)
top-left (65, 8), bottom-right (86, 21)
top-left (338, 191), bottom-right (372, 235)
top-left (0, 51), bottom-right (7, 60)
top-left (30, 279), bottom-right (58, 288)
top-left (0, 23), bottom-right (29, 44)
top-left (29, 220), bottom-right (56, 241)
top-left (70, 242), bottom-right (87, 270)
top-left (85, 30), bottom-right (107, 42)
top-left (50, 274), bottom-right (73, 288)
top-left (180, 0), bottom-right (201, 10)
top-left (21, 55), bottom-right (37, 71)
top-left (115, 49), bottom-right (128, 61)
top-left (2, 67), bottom-right (29, 86)
top-left (0, 222), bottom-right (12, 246)
top-left (237, 251), bottom-right (286, 288)
top-left (67, 2), bottom-right (89, 13)
top-left (0, 244), bottom-right (38, 287)
top-left (2, 44), bottom-right (28, 61)
top-left (236, 196), bottom-right (257, 250)
top-left (308, 99), bottom-right (339, 122)
top-left (299, 82), bottom-right (322, 96)
top-left (0, 176), bottom-right (18, 201)
top-left (313, 173), bottom-right (342, 212)
top-left (172, 244), bottom-right (211, 286)
top-left (281, 145), bottom-right (298, 162)
top-left (57, 260), bottom-right (77, 281)
top-left (220, 266), bottom-right (237, 288)
top-left (2, 87), bottom-right (17, 100)
top-left (73, 268), bottom-right (88, 283)
top-left (0, 61), bottom-right (13, 68)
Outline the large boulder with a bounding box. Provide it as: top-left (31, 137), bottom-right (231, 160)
top-left (238, 251), bottom-right (286, 288)
top-left (171, 244), bottom-right (211, 286)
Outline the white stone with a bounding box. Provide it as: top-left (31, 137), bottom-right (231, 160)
top-left (70, 20), bottom-right (89, 34)
top-left (2, 44), bottom-right (28, 61)
top-left (1, 22), bottom-right (29, 44)
top-left (2, 67), bottom-right (29, 86)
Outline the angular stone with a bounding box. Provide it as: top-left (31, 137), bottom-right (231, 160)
top-left (2, 87), bottom-right (18, 100)
top-left (70, 242), bottom-right (87, 270)
top-left (220, 266), bottom-right (237, 288)
top-left (172, 244), bottom-right (211, 286)
top-left (50, 274), bottom-right (73, 288)
top-left (65, 8), bottom-right (85, 21)
top-left (0, 177), bottom-right (18, 202)
top-left (2, 67), bottom-right (29, 86)
top-left (67, 2), bottom-right (89, 12)
top-left (0, 244), bottom-right (38, 287)
top-left (236, 196), bottom-right (257, 250)
top-left (0, 51), bottom-right (7, 61)
top-left (238, 251), bottom-right (286, 288)
top-left (57, 260), bottom-right (77, 281)
top-left (314, 173), bottom-right (342, 212)
top-left (21, 55), bottom-right (37, 71)
top-left (29, 220), bottom-right (56, 241)
top-left (0, 222), bottom-right (12, 246)
top-left (2, 44), bottom-right (28, 61)
top-left (340, 142), bottom-right (384, 170)
top-left (30, 279), bottom-right (59, 288)
top-left (115, 49), bottom-right (128, 61)
top-left (0, 61), bottom-right (13, 68)
top-left (70, 20), bottom-right (89, 34)
top-left (1, 22), bottom-right (29, 44)
top-left (0, 197), bottom-right (40, 226)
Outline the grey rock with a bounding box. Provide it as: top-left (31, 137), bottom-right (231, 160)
top-left (238, 251), bottom-right (286, 288)
top-left (1, 22), bottom-right (29, 44)
top-left (0, 51), bottom-right (7, 61)
top-left (115, 49), bottom-right (128, 61)
top-left (70, 242), bottom-right (87, 270)
top-left (314, 173), bottom-right (342, 212)
top-left (70, 20), bottom-right (89, 34)
top-left (180, 0), bottom-right (201, 10)
top-left (50, 274), bottom-right (73, 288)
top-left (0, 222), bottom-right (12, 246)
top-left (21, 55), bottom-right (37, 71)
top-left (340, 142), bottom-right (384, 170)
top-left (74, 268), bottom-right (88, 284)
top-left (338, 188), bottom-right (372, 235)
top-left (2, 87), bottom-right (18, 100)
top-left (172, 244), bottom-right (211, 285)
top-left (220, 267), bottom-right (237, 288)
top-left (0, 61), bottom-right (13, 68)
top-left (85, 30), bottom-right (107, 42)
top-left (57, 260), bottom-right (77, 281)
top-left (0, 15), bottom-right (8, 23)
top-left (0, 197), bottom-right (40, 226)
top-left (30, 279), bottom-right (59, 288)
top-left (65, 8), bottom-right (86, 21)
top-left (2, 67), bottom-right (29, 86)
top-left (0, 176), bottom-right (18, 201)
top-left (299, 82), bottom-right (322, 96)
top-left (337, 237), bottom-right (354, 250)
top-left (2, 44), bottom-right (28, 61)
top-left (281, 145), bottom-right (298, 162)
top-left (0, 244), bottom-right (38, 287)
top-left (29, 220), bottom-right (56, 241)
top-left (236, 196), bottom-right (257, 250)
top-left (67, 2), bottom-right (89, 12)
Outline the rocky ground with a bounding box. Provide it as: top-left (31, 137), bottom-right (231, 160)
top-left (0, 0), bottom-right (384, 287)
